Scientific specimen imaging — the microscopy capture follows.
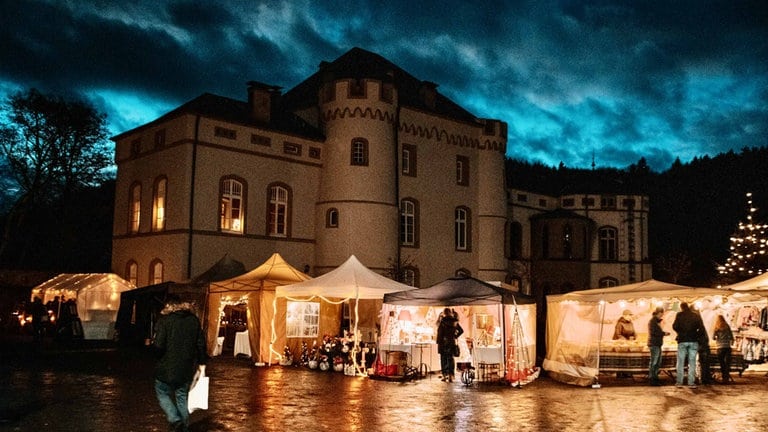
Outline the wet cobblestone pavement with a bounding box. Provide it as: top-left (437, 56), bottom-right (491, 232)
top-left (2, 337), bottom-right (768, 432)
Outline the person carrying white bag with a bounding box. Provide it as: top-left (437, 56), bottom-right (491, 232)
top-left (152, 295), bottom-right (208, 432)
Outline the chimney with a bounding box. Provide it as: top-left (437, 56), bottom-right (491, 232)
top-left (419, 81), bottom-right (438, 110)
top-left (247, 81), bottom-right (282, 124)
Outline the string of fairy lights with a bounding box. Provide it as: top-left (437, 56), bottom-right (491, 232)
top-left (718, 192), bottom-right (768, 278)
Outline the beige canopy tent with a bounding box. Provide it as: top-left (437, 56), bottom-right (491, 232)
top-left (31, 273), bottom-right (136, 339)
top-left (207, 253), bottom-right (310, 363)
top-left (544, 279), bottom-right (730, 386)
top-left (723, 272), bottom-right (768, 291)
top-left (274, 255), bottom-right (415, 373)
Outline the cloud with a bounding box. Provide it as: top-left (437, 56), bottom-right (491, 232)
top-left (1, 0), bottom-right (766, 172)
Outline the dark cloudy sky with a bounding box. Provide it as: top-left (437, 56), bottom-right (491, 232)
top-left (2, 0), bottom-right (766, 171)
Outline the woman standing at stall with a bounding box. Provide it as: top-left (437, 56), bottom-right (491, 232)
top-left (712, 314), bottom-right (734, 384)
top-left (436, 308), bottom-right (463, 382)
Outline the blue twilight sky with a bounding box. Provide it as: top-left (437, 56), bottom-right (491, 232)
top-left (1, 0), bottom-right (766, 172)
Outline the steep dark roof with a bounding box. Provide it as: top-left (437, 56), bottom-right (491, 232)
top-left (282, 47), bottom-right (479, 123)
top-left (113, 92), bottom-right (324, 141)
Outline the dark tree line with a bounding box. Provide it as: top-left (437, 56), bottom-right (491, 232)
top-left (506, 147), bottom-right (768, 286)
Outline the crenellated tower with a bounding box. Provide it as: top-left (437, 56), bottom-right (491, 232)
top-left (314, 72), bottom-right (399, 273)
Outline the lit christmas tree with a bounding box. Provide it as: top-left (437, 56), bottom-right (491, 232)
top-left (718, 192), bottom-right (768, 282)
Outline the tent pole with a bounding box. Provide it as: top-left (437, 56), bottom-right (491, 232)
top-left (500, 302), bottom-right (506, 383)
top-left (593, 300), bottom-right (606, 389)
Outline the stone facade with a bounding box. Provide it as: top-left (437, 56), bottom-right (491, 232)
top-left (111, 48), bottom-right (650, 294)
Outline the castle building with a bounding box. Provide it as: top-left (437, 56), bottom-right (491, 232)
top-left (111, 47), bottom-right (650, 296)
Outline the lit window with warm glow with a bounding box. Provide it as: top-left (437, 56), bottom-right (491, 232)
top-left (286, 301), bottom-right (319, 338)
top-left (126, 261), bottom-right (138, 286)
top-left (150, 260), bottom-right (163, 285)
top-left (152, 177), bottom-right (166, 231)
top-left (220, 178), bottom-right (244, 233)
top-left (129, 183), bottom-right (141, 233)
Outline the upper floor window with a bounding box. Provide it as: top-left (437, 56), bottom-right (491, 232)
top-left (130, 139), bottom-right (141, 157)
top-left (599, 277), bottom-right (619, 288)
top-left (402, 144), bottom-right (417, 176)
top-left (129, 183), bottom-right (141, 234)
top-left (456, 155), bottom-right (469, 186)
top-left (286, 301), bottom-right (319, 338)
top-left (351, 138), bottom-right (369, 166)
top-left (455, 206), bottom-right (471, 251)
top-left (214, 126), bottom-right (236, 140)
top-left (268, 184), bottom-right (290, 237)
top-left (599, 227), bottom-right (618, 261)
top-left (220, 178), bottom-right (245, 233)
top-left (150, 259), bottom-right (164, 285)
top-left (152, 177), bottom-right (167, 231)
top-left (326, 208), bottom-right (339, 228)
top-left (126, 261), bottom-right (138, 286)
top-left (400, 198), bottom-right (419, 247)
top-left (601, 195), bottom-right (616, 209)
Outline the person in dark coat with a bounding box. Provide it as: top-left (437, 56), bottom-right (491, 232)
top-left (153, 295), bottom-right (207, 432)
top-left (695, 307), bottom-right (714, 385)
top-left (712, 314), bottom-right (735, 384)
top-left (436, 308), bottom-right (463, 382)
top-left (672, 302), bottom-right (706, 387)
top-left (647, 307), bottom-right (669, 386)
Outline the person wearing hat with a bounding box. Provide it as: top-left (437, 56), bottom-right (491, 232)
top-left (648, 307), bottom-right (670, 386)
top-left (613, 310), bottom-right (637, 340)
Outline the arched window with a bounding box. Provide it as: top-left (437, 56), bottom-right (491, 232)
top-left (402, 267), bottom-right (418, 287)
top-left (129, 182), bottom-right (141, 234)
top-left (326, 208), bottom-right (339, 228)
top-left (400, 198), bottom-right (419, 247)
top-left (455, 268), bottom-right (471, 277)
top-left (126, 260), bottom-right (138, 286)
top-left (455, 206), bottom-right (471, 251)
top-left (150, 259), bottom-right (164, 285)
top-left (599, 277), bottom-right (619, 288)
top-left (152, 176), bottom-right (167, 231)
top-left (599, 226), bottom-right (618, 261)
top-left (350, 138), bottom-right (368, 166)
top-left (268, 184), bottom-right (290, 237)
top-left (220, 177), bottom-right (245, 233)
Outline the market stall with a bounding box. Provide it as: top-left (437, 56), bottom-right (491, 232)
top-left (208, 253), bottom-right (310, 363)
top-left (544, 279), bottom-right (746, 386)
top-left (381, 276), bottom-right (537, 385)
top-left (274, 255), bottom-right (415, 374)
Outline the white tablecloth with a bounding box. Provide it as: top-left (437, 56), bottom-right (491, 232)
top-left (234, 330), bottom-right (251, 357)
top-left (379, 343), bottom-right (441, 372)
top-left (212, 336), bottom-right (225, 356)
top-left (474, 346), bottom-right (503, 364)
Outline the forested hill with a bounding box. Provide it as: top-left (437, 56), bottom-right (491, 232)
top-left (505, 146), bottom-right (768, 286)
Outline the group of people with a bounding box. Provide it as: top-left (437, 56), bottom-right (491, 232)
top-left (614, 302), bottom-right (734, 387)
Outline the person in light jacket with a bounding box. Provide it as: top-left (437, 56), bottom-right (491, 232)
top-left (712, 314), bottom-right (734, 384)
top-left (153, 295), bottom-right (207, 432)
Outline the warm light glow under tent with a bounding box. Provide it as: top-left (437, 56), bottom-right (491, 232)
top-left (382, 276), bottom-right (537, 382)
top-left (274, 255), bottom-right (415, 373)
top-left (543, 279), bottom-right (734, 386)
top-left (31, 273), bottom-right (136, 339)
top-left (207, 252), bottom-right (310, 363)
top-left (723, 272), bottom-right (768, 291)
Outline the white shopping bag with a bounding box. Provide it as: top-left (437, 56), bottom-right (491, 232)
top-left (188, 369), bottom-right (209, 413)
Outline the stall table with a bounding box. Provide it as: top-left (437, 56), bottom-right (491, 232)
top-left (598, 348), bottom-right (745, 377)
top-left (234, 330), bottom-right (251, 357)
top-left (379, 343), bottom-right (440, 373)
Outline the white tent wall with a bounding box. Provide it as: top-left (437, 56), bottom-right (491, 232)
top-left (30, 273), bottom-right (136, 339)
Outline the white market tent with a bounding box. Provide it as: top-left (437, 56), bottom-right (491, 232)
top-left (31, 273), bottom-right (136, 339)
top-left (275, 255), bottom-right (415, 373)
top-left (207, 253), bottom-right (310, 362)
top-left (723, 272), bottom-right (768, 291)
top-left (543, 279), bottom-right (730, 386)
